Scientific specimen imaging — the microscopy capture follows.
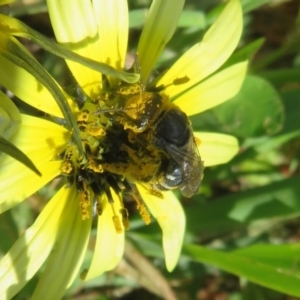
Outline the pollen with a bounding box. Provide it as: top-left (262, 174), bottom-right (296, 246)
top-left (194, 137), bottom-right (202, 147)
top-left (137, 204), bottom-right (151, 225)
top-left (112, 215), bottom-right (123, 234)
top-left (60, 80), bottom-right (181, 233)
top-left (79, 189), bottom-right (91, 220)
top-left (60, 160), bottom-right (73, 175)
top-left (132, 193), bottom-right (151, 225)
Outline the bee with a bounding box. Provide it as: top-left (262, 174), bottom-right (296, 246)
top-left (152, 106), bottom-right (204, 198)
top-left (101, 83), bottom-right (204, 198)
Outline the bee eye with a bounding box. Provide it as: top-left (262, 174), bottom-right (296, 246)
top-left (155, 109), bottom-right (190, 146)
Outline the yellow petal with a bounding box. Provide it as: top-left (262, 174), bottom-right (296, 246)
top-left (174, 62), bottom-right (248, 116)
top-left (47, 0), bottom-right (102, 96)
top-left (9, 114), bottom-right (69, 160)
top-left (0, 185), bottom-right (72, 299)
top-left (32, 187), bottom-right (91, 300)
top-left (47, 0), bottom-right (97, 43)
top-left (83, 191), bottom-right (125, 281)
top-left (0, 90), bottom-right (21, 140)
top-left (137, 0), bottom-right (184, 82)
top-left (0, 54), bottom-right (67, 118)
top-left (0, 160), bottom-right (62, 213)
top-left (137, 185), bottom-right (185, 271)
top-left (92, 0), bottom-right (128, 73)
top-left (159, 0), bottom-right (243, 98)
top-left (195, 132), bottom-right (239, 166)
top-left (0, 115), bottom-right (68, 212)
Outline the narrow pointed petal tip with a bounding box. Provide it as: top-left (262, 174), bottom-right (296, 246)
top-left (137, 185), bottom-right (185, 272)
top-left (32, 188), bottom-right (91, 300)
top-left (195, 132), bottom-right (239, 167)
top-left (137, 0), bottom-right (184, 82)
top-left (159, 0), bottom-right (243, 98)
top-left (82, 191), bottom-right (125, 281)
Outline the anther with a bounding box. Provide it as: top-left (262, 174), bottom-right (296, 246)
top-left (120, 208), bottom-right (130, 230)
top-left (112, 215), bottom-right (123, 234)
top-left (132, 193), bottom-right (151, 225)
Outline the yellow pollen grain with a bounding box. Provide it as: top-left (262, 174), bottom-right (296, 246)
top-left (61, 161), bottom-right (73, 175)
top-left (132, 193), bottom-right (151, 225)
top-left (194, 137), bottom-right (202, 147)
top-left (88, 127), bottom-right (106, 137)
top-left (137, 204), bottom-right (151, 225)
top-left (112, 216), bottom-right (123, 234)
top-left (88, 158), bottom-right (103, 173)
top-left (79, 188), bottom-right (91, 220)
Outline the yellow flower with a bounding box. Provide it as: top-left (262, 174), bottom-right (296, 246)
top-left (0, 0), bottom-right (246, 299)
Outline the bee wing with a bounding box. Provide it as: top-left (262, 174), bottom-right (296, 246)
top-left (179, 157), bottom-right (203, 198)
top-left (165, 130), bottom-right (204, 197)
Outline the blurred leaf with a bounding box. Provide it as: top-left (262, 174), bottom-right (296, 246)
top-left (0, 90), bottom-right (21, 140)
top-left (259, 69), bottom-right (300, 86)
top-left (280, 87), bottom-right (300, 134)
top-left (211, 75), bottom-right (284, 138)
top-left (224, 38), bottom-right (265, 68)
top-left (186, 176), bottom-right (300, 240)
top-left (0, 14), bottom-right (139, 83)
top-left (0, 210), bottom-right (18, 254)
top-left (0, 3), bottom-right (9, 15)
top-left (0, 0), bottom-right (14, 4)
top-left (178, 10), bottom-right (206, 29)
top-left (129, 9), bottom-right (206, 29)
top-left (234, 244), bottom-right (300, 271)
top-left (9, 1), bottom-right (47, 17)
top-left (241, 0), bottom-right (273, 13)
top-left (0, 136), bottom-right (41, 176)
top-left (242, 282), bottom-right (283, 300)
top-left (129, 9), bottom-right (148, 28)
top-left (184, 243), bottom-right (300, 297)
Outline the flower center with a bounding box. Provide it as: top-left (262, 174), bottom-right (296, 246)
top-left (60, 82), bottom-right (202, 232)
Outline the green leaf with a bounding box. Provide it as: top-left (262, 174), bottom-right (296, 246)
top-left (129, 9), bottom-right (206, 29)
top-left (233, 244), bottom-right (300, 271)
top-left (186, 176), bottom-right (300, 239)
top-left (0, 14), bottom-right (139, 83)
top-left (280, 87), bottom-right (300, 134)
top-left (223, 38), bottom-right (265, 68)
top-left (0, 136), bottom-right (41, 176)
top-left (259, 69), bottom-right (300, 86)
top-left (241, 0), bottom-right (273, 13)
top-left (0, 90), bottom-right (21, 140)
top-left (0, 210), bottom-right (19, 254)
top-left (184, 243), bottom-right (300, 297)
top-left (9, 1), bottom-right (47, 17)
top-left (129, 9), bottom-right (148, 28)
top-left (211, 75), bottom-right (284, 138)
top-left (177, 10), bottom-right (206, 29)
